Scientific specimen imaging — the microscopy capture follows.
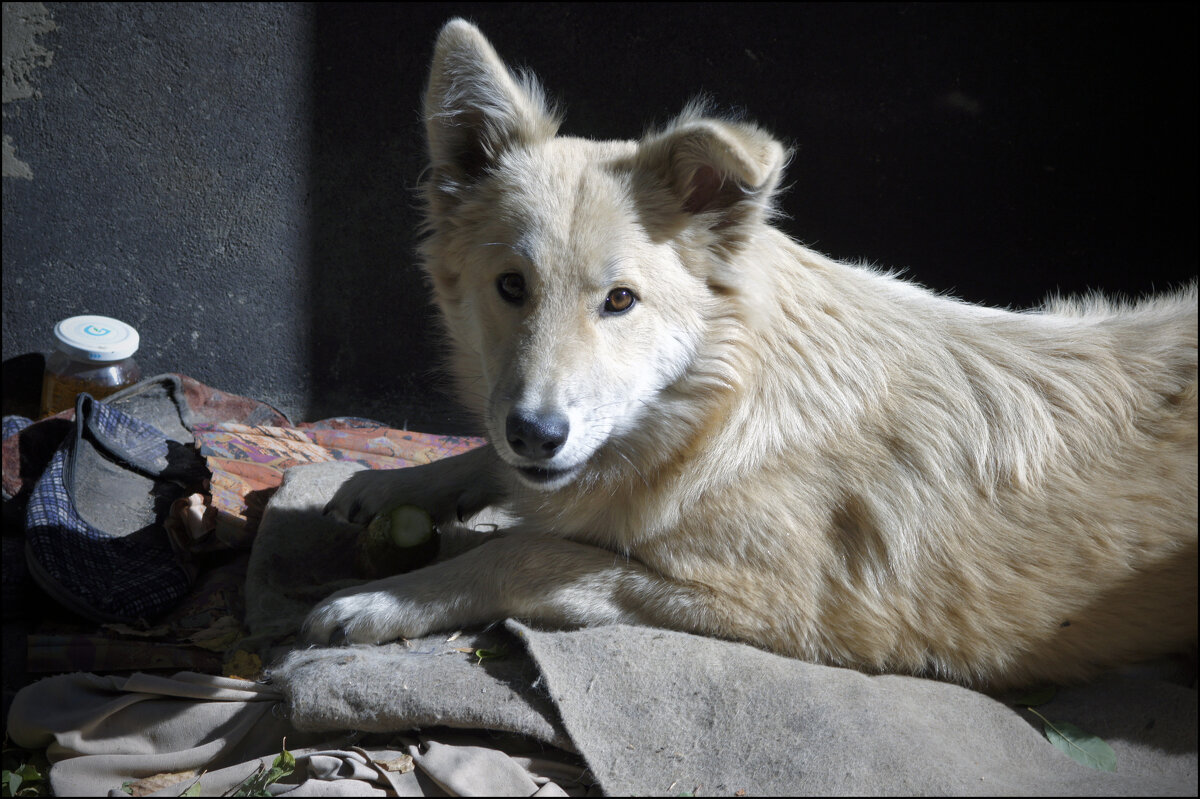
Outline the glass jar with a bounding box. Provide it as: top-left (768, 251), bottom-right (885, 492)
top-left (40, 315), bottom-right (143, 418)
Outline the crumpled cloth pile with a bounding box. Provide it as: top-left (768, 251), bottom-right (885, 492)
top-left (11, 460), bottom-right (1196, 796)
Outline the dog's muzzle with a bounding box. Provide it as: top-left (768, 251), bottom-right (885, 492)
top-left (505, 407), bottom-right (569, 460)
top-left (504, 408), bottom-right (581, 488)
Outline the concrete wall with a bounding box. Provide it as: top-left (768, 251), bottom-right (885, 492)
top-left (4, 3), bottom-right (1196, 432)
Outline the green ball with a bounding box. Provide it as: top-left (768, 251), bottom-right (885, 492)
top-left (355, 505), bottom-right (439, 578)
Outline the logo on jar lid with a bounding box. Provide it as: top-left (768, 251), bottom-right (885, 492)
top-left (54, 315), bottom-right (140, 362)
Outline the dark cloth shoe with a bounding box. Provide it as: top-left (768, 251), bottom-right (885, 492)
top-left (23, 394), bottom-right (200, 624)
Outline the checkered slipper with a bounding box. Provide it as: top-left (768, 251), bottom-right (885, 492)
top-left (2, 415), bottom-right (33, 441)
top-left (24, 393), bottom-right (198, 624)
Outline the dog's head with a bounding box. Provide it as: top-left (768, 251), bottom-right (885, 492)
top-left (420, 19), bottom-right (789, 490)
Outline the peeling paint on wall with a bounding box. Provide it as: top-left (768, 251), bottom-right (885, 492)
top-left (2, 1), bottom-right (58, 179)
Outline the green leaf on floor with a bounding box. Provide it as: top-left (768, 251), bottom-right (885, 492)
top-left (1042, 719), bottom-right (1118, 772)
top-left (2, 740), bottom-right (48, 798)
top-left (229, 740), bottom-right (296, 796)
top-left (1023, 706), bottom-right (1117, 772)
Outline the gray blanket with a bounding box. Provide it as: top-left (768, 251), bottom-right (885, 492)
top-left (9, 461), bottom-right (1196, 795)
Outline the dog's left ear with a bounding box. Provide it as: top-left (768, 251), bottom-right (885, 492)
top-left (637, 112), bottom-right (788, 238)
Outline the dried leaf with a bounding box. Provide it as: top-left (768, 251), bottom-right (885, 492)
top-left (125, 770), bottom-right (198, 796)
top-left (375, 754), bottom-right (415, 773)
top-left (223, 650), bottom-right (264, 681)
top-left (187, 616), bottom-right (246, 651)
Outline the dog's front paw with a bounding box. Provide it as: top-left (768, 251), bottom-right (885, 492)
top-left (300, 584), bottom-right (442, 647)
top-left (323, 468), bottom-right (420, 526)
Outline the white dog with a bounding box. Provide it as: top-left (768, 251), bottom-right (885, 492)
top-left (305, 19), bottom-right (1198, 690)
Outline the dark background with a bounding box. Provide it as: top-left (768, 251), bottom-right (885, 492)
top-left (4, 2), bottom-right (1197, 434)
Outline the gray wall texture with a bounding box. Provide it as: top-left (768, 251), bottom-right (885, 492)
top-left (4, 3), bottom-right (1197, 433)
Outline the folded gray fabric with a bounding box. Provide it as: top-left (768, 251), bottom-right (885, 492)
top-left (5, 671), bottom-right (592, 796)
top-left (515, 621), bottom-right (1197, 796)
top-left (273, 632), bottom-right (571, 751)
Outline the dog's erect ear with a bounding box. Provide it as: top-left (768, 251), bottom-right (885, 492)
top-left (637, 108), bottom-right (788, 239)
top-left (424, 20), bottom-right (559, 192)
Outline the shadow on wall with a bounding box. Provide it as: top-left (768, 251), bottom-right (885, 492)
top-left (307, 5), bottom-right (478, 435)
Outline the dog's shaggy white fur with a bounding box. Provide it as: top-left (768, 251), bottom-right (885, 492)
top-left (305, 19), bottom-right (1197, 690)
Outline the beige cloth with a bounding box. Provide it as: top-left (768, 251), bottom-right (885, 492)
top-left (7, 671), bottom-right (593, 796)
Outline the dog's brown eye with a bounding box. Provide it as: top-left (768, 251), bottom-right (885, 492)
top-left (604, 288), bottom-right (637, 314)
top-left (497, 273), bottom-right (526, 305)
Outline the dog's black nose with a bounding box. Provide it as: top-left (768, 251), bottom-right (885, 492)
top-left (506, 408), bottom-right (569, 460)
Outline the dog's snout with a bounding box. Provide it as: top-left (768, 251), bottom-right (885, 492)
top-left (506, 408), bottom-right (570, 460)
